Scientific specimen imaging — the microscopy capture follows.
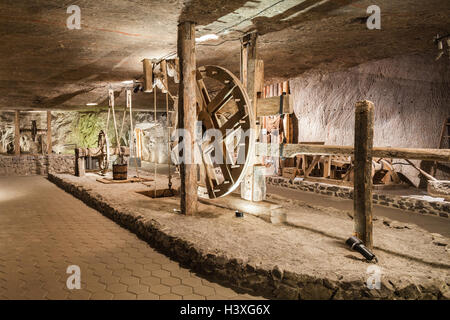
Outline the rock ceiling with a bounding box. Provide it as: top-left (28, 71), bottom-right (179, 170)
top-left (0, 0), bottom-right (448, 111)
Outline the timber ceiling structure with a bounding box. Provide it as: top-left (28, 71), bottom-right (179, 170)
top-left (0, 0), bottom-right (449, 111)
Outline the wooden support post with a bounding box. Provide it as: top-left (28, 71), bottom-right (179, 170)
top-left (74, 149), bottom-right (85, 177)
top-left (177, 21), bottom-right (197, 215)
top-left (142, 59), bottom-right (153, 93)
top-left (243, 32), bottom-right (258, 116)
top-left (14, 110), bottom-right (20, 155)
top-left (255, 143), bottom-right (450, 162)
top-left (240, 40), bottom-right (248, 89)
top-left (47, 111), bottom-right (52, 154)
top-left (256, 94), bottom-right (293, 116)
top-left (354, 100), bottom-right (374, 249)
top-left (304, 155), bottom-right (321, 177)
top-left (241, 32), bottom-right (266, 201)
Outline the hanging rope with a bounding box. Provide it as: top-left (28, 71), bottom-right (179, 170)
top-left (109, 89), bottom-right (122, 164)
top-left (154, 83), bottom-right (157, 197)
top-left (127, 89), bottom-right (141, 181)
top-left (166, 86), bottom-right (172, 191)
top-left (119, 105), bottom-right (127, 144)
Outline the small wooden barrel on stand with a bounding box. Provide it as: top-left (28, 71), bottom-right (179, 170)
top-left (112, 163), bottom-right (128, 180)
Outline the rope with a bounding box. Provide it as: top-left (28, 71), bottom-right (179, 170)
top-left (109, 90), bottom-right (122, 164)
top-left (106, 106), bottom-right (111, 130)
top-left (100, 95), bottom-right (112, 174)
top-left (154, 85), bottom-right (157, 198)
top-left (119, 107), bottom-right (127, 144)
top-left (127, 90), bottom-right (141, 181)
top-left (166, 89), bottom-right (172, 190)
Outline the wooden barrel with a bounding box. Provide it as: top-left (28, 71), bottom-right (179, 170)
top-left (112, 164), bottom-right (128, 180)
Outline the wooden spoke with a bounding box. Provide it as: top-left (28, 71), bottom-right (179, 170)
top-left (206, 84), bottom-right (236, 114)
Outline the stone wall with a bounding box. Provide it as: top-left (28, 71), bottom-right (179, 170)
top-left (266, 176), bottom-right (450, 219)
top-left (0, 111), bottom-right (170, 164)
top-left (0, 155), bottom-right (74, 176)
top-left (289, 53), bottom-right (450, 186)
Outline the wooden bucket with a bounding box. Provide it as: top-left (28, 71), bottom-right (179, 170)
top-left (112, 164), bottom-right (128, 180)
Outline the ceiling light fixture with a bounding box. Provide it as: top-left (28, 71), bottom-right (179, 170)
top-left (86, 103), bottom-right (98, 106)
top-left (121, 80), bottom-right (134, 85)
top-left (195, 34), bottom-right (219, 43)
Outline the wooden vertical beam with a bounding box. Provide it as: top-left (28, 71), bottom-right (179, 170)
top-left (160, 59), bottom-right (168, 93)
top-left (74, 149), bottom-right (85, 177)
top-left (240, 41), bottom-right (248, 89)
top-left (354, 100), bottom-right (374, 249)
top-left (240, 32), bottom-right (266, 201)
top-left (255, 60), bottom-right (264, 100)
top-left (14, 110), bottom-right (20, 155)
top-left (47, 111), bottom-right (52, 154)
top-left (142, 59), bottom-right (153, 93)
top-left (177, 21), bottom-right (197, 215)
top-left (245, 32), bottom-right (258, 116)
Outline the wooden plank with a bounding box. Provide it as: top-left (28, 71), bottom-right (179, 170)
top-left (137, 189), bottom-right (179, 198)
top-left (304, 155), bottom-right (321, 177)
top-left (255, 143), bottom-right (450, 162)
top-left (245, 32), bottom-right (258, 117)
top-left (178, 21), bottom-right (197, 215)
top-left (354, 100), bottom-right (374, 249)
top-left (256, 94), bottom-right (293, 117)
top-left (306, 177), bottom-right (354, 187)
top-left (96, 177), bottom-right (153, 184)
top-left (47, 111), bottom-right (52, 154)
top-left (282, 81), bottom-right (289, 94)
top-left (255, 59), bottom-right (264, 99)
top-left (323, 155), bottom-right (331, 178)
top-left (199, 193), bottom-right (285, 224)
top-left (282, 167), bottom-right (298, 180)
top-left (160, 59), bottom-right (168, 93)
top-left (240, 41), bottom-right (248, 89)
top-left (142, 59), bottom-right (153, 93)
top-left (14, 111), bottom-right (20, 155)
top-left (74, 148), bottom-right (85, 177)
top-left (240, 32), bottom-right (259, 201)
top-left (372, 148), bottom-right (450, 162)
top-left (75, 147), bottom-right (130, 157)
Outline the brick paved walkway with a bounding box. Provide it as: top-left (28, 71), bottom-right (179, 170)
top-left (0, 176), bottom-right (262, 300)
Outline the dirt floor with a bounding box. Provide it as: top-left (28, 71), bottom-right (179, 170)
top-left (267, 185), bottom-right (450, 238)
top-left (50, 171), bottom-right (450, 299)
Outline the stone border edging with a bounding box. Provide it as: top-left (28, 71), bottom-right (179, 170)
top-left (48, 173), bottom-right (448, 300)
top-left (0, 154), bottom-right (74, 176)
top-left (267, 176), bottom-right (450, 218)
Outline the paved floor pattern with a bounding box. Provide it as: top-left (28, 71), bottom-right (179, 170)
top-left (0, 176), bottom-right (262, 300)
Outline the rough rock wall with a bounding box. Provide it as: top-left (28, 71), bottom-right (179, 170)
top-left (0, 111), bottom-right (170, 164)
top-left (290, 54), bottom-right (450, 185)
top-left (0, 112), bottom-right (51, 154)
top-left (0, 155), bottom-right (74, 176)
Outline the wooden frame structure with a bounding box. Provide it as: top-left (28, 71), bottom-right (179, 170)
top-left (12, 110), bottom-right (52, 156)
top-left (256, 143), bottom-right (450, 162)
top-left (74, 146), bottom-right (130, 177)
top-left (256, 101), bottom-right (450, 247)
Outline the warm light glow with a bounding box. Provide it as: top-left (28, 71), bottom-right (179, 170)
top-left (195, 34), bottom-right (219, 43)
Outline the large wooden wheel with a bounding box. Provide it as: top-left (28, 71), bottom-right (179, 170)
top-left (195, 65), bottom-right (256, 199)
